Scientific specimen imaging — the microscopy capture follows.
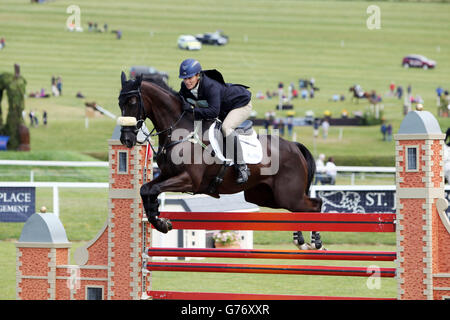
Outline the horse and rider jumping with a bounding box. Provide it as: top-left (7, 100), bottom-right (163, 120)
top-left (117, 58), bottom-right (323, 249)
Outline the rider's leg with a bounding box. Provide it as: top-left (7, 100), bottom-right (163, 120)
top-left (222, 103), bottom-right (252, 184)
top-left (225, 131), bottom-right (249, 184)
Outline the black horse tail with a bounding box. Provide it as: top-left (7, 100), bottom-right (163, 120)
top-left (295, 142), bottom-right (316, 195)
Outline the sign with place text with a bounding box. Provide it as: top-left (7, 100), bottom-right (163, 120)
top-left (0, 187), bottom-right (35, 222)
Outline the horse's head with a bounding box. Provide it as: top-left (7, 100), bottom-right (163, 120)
top-left (117, 71), bottom-right (144, 148)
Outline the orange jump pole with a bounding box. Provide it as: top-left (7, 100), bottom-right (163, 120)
top-left (148, 290), bottom-right (395, 300)
top-left (157, 211), bottom-right (396, 232)
top-left (146, 261), bottom-right (396, 277)
top-left (146, 247), bottom-right (396, 261)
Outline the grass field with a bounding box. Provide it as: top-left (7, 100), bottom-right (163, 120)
top-left (1, 0), bottom-right (450, 161)
top-left (0, 0), bottom-right (449, 300)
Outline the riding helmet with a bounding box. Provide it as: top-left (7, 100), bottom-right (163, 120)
top-left (179, 58), bottom-right (202, 79)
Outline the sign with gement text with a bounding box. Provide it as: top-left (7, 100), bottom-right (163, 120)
top-left (0, 187), bottom-right (35, 222)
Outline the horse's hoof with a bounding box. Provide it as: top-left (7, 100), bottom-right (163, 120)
top-left (314, 240), bottom-right (323, 250)
top-left (154, 218), bottom-right (172, 233)
top-left (292, 231), bottom-right (305, 245)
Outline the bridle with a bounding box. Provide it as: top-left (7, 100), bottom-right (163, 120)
top-left (118, 84), bottom-right (188, 156)
top-left (119, 86), bottom-right (146, 130)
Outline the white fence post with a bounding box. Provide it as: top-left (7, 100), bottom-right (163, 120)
top-left (53, 185), bottom-right (59, 218)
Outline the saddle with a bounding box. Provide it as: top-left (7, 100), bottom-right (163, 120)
top-left (209, 119), bottom-right (262, 164)
top-left (207, 119), bottom-right (263, 194)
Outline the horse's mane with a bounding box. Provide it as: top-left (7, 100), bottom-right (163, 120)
top-left (143, 77), bottom-right (183, 104)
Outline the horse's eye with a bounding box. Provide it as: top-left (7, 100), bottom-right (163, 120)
top-left (130, 96), bottom-right (137, 105)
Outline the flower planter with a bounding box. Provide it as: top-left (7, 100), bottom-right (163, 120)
top-left (214, 242), bottom-right (241, 249)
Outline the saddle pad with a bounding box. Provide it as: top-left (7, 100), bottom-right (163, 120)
top-left (208, 122), bottom-right (263, 165)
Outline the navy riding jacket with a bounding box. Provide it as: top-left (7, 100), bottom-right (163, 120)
top-left (179, 70), bottom-right (251, 121)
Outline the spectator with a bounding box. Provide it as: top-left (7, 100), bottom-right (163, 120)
top-left (314, 153), bottom-right (326, 185)
top-left (436, 86), bottom-right (444, 106)
top-left (301, 89), bottom-right (308, 99)
top-left (0, 37), bottom-right (5, 50)
top-left (56, 76), bottom-right (62, 95)
top-left (321, 119), bottom-right (329, 139)
top-left (313, 118), bottom-right (320, 139)
top-left (389, 82), bottom-right (395, 96)
top-left (331, 94), bottom-right (340, 102)
top-left (278, 118), bottom-right (285, 136)
top-left (386, 124), bottom-right (392, 141)
top-left (39, 88), bottom-right (50, 98)
top-left (381, 123), bottom-right (387, 141)
top-left (51, 76), bottom-right (59, 96)
top-left (255, 91), bottom-right (265, 99)
top-left (117, 30), bottom-right (122, 40)
top-left (396, 85), bottom-right (403, 100)
top-left (43, 110), bottom-right (48, 126)
top-left (325, 157), bottom-right (337, 185)
top-left (29, 111), bottom-right (34, 126)
top-left (286, 115), bottom-right (293, 138)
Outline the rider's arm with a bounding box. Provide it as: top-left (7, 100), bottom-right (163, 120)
top-left (193, 81), bottom-right (221, 120)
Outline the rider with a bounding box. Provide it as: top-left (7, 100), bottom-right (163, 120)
top-left (178, 58), bottom-right (252, 184)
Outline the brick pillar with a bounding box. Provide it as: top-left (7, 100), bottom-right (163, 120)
top-left (107, 136), bottom-right (151, 300)
top-left (395, 109), bottom-right (449, 300)
top-left (15, 213), bottom-right (71, 300)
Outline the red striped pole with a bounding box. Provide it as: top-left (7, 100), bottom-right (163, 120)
top-left (148, 290), bottom-right (395, 300)
top-left (146, 247), bottom-right (396, 261)
top-left (157, 211), bottom-right (396, 232)
top-left (146, 262), bottom-right (396, 277)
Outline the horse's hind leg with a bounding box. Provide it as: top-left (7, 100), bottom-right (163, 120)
top-left (287, 196), bottom-right (323, 250)
top-left (311, 231), bottom-right (322, 249)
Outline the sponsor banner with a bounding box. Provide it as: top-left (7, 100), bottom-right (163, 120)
top-left (318, 189), bottom-right (450, 218)
top-left (0, 187), bottom-right (35, 222)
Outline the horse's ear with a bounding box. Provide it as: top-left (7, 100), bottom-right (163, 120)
top-left (136, 74), bottom-right (142, 86)
top-left (121, 71), bottom-right (127, 87)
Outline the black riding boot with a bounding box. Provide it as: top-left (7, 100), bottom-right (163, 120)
top-left (226, 131), bottom-right (250, 184)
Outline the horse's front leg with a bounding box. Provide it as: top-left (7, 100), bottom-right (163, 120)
top-left (140, 171), bottom-right (193, 233)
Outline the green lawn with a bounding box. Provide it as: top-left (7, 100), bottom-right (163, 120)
top-left (0, 0), bottom-right (448, 300)
top-left (1, 0), bottom-right (450, 161)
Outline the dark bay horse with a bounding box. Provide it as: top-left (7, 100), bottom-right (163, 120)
top-left (117, 72), bottom-right (323, 248)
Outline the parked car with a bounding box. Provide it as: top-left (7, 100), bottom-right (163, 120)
top-left (402, 54), bottom-right (436, 69)
top-left (195, 30), bottom-right (228, 45)
top-left (129, 66), bottom-right (169, 83)
top-left (177, 35), bottom-right (202, 50)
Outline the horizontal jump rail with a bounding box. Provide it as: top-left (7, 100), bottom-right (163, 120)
top-left (146, 247), bottom-right (396, 261)
top-left (146, 262), bottom-right (396, 277)
top-left (157, 211), bottom-right (396, 232)
top-left (148, 290), bottom-right (395, 300)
